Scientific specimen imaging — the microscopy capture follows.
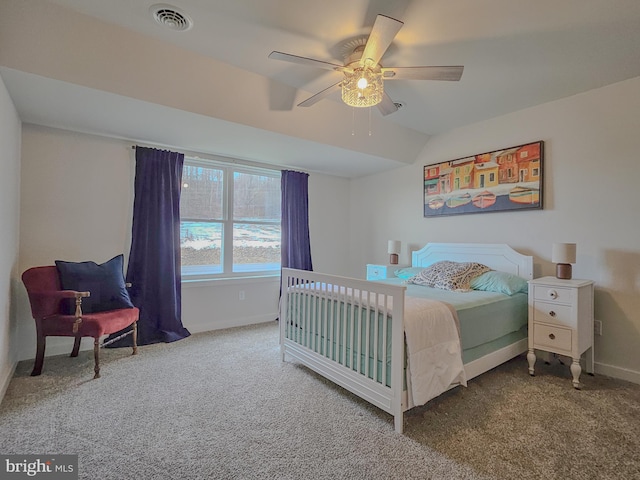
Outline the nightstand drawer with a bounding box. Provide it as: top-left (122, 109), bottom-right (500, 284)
top-left (534, 324), bottom-right (572, 353)
top-left (532, 302), bottom-right (574, 327)
top-left (533, 285), bottom-right (573, 304)
top-left (366, 263), bottom-right (408, 281)
top-left (367, 265), bottom-right (387, 280)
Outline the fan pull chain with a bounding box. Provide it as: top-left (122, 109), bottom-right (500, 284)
top-left (368, 106), bottom-right (372, 136)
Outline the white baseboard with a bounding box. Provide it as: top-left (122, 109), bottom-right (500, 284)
top-left (185, 313), bottom-right (278, 334)
top-left (594, 362), bottom-right (640, 385)
top-left (20, 314), bottom-right (279, 363)
top-left (0, 361), bottom-right (17, 404)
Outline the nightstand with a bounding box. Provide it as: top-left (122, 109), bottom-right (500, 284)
top-left (527, 276), bottom-right (595, 389)
top-left (366, 264), bottom-right (408, 281)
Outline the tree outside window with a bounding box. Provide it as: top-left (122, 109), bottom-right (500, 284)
top-left (180, 159), bottom-right (281, 278)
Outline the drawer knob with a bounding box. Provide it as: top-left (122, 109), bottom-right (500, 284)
top-left (549, 333), bottom-right (556, 340)
top-left (547, 289), bottom-right (558, 299)
top-left (549, 310), bottom-right (556, 317)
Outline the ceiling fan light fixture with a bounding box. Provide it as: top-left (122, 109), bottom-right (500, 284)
top-left (269, 14), bottom-right (462, 115)
top-left (342, 65), bottom-right (383, 108)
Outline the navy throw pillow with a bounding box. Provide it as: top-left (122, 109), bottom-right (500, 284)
top-left (55, 255), bottom-right (134, 314)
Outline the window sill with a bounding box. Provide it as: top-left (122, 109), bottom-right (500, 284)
top-left (181, 273), bottom-right (280, 288)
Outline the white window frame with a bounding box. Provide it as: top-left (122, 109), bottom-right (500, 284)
top-left (180, 156), bottom-right (281, 281)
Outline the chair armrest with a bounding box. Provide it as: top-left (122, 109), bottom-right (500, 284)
top-left (68, 290), bottom-right (91, 299)
top-left (26, 290), bottom-right (90, 320)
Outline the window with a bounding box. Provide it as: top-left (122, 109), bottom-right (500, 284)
top-left (180, 158), bottom-right (281, 278)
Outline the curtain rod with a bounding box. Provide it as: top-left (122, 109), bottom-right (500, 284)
top-left (130, 144), bottom-right (309, 174)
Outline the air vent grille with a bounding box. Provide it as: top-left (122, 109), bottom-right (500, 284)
top-left (150, 4), bottom-right (193, 31)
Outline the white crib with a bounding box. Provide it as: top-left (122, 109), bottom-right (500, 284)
top-left (279, 243), bottom-right (533, 433)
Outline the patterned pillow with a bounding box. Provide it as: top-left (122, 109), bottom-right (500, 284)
top-left (408, 261), bottom-right (492, 292)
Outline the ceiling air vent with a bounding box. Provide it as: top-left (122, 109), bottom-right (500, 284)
top-left (150, 4), bottom-right (193, 31)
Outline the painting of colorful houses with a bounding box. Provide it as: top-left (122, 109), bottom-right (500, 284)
top-left (424, 141), bottom-right (543, 217)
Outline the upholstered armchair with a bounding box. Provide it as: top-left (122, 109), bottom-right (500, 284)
top-left (22, 259), bottom-right (139, 379)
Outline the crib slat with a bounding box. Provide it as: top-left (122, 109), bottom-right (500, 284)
top-left (381, 293), bottom-right (389, 387)
top-left (325, 282), bottom-right (331, 359)
top-left (337, 283), bottom-right (344, 365)
top-left (341, 286), bottom-right (348, 366)
top-left (372, 292), bottom-right (379, 383)
top-left (332, 283), bottom-right (337, 361)
top-left (357, 288), bottom-right (363, 374)
top-left (349, 290), bottom-right (362, 371)
top-left (364, 291), bottom-right (371, 379)
top-left (307, 278), bottom-right (312, 348)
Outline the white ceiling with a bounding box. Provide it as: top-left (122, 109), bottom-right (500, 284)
top-left (3, 0), bottom-right (640, 177)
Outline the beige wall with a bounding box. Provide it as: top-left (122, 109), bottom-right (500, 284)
top-left (349, 76), bottom-right (640, 382)
top-left (16, 124), bottom-right (351, 360)
top-left (0, 73), bottom-right (21, 395)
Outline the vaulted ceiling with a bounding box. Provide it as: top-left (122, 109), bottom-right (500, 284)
top-left (2, 0), bottom-right (640, 177)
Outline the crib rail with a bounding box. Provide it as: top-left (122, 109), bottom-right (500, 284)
top-left (280, 268), bottom-right (407, 432)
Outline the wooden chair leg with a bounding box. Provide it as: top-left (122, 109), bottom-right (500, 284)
top-left (132, 321), bottom-right (138, 356)
top-left (31, 333), bottom-right (46, 376)
top-left (93, 338), bottom-right (100, 379)
top-left (71, 335), bottom-right (81, 357)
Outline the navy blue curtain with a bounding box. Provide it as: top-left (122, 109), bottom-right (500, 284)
top-left (281, 170), bottom-right (313, 271)
top-left (108, 146), bottom-right (190, 347)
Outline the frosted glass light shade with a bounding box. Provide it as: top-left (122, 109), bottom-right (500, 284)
top-left (342, 65), bottom-right (383, 108)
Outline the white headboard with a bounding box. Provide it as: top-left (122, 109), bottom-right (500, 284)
top-left (412, 243), bottom-right (533, 280)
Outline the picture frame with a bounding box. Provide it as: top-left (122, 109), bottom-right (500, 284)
top-left (423, 141), bottom-right (543, 217)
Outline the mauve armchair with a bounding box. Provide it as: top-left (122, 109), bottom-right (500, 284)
top-left (22, 266), bottom-right (139, 379)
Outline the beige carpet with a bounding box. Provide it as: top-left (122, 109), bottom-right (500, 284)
top-left (1, 322), bottom-right (639, 480)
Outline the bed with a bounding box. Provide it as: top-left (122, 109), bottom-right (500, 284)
top-left (279, 243), bottom-right (533, 433)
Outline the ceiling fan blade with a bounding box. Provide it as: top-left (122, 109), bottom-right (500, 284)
top-left (360, 15), bottom-right (404, 66)
top-left (377, 92), bottom-right (398, 116)
top-left (269, 51), bottom-right (348, 72)
top-left (382, 66), bottom-right (464, 81)
top-left (297, 81), bottom-right (343, 107)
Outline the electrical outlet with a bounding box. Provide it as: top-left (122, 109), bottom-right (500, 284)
top-left (239, 290), bottom-right (245, 300)
top-left (594, 319), bottom-right (602, 336)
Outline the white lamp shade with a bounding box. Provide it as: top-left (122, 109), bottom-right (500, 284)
top-left (552, 243), bottom-right (576, 264)
top-left (387, 240), bottom-right (401, 255)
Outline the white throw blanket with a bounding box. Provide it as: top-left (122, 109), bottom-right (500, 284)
top-left (403, 296), bottom-right (467, 408)
top-left (285, 282), bottom-right (467, 407)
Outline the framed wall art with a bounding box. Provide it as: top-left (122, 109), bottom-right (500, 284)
top-left (423, 141), bottom-right (543, 217)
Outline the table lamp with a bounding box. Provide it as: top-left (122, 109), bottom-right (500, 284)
top-left (552, 243), bottom-right (576, 280)
top-left (388, 240), bottom-right (401, 265)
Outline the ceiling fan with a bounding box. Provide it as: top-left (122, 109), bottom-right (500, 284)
top-left (269, 14), bottom-right (464, 116)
